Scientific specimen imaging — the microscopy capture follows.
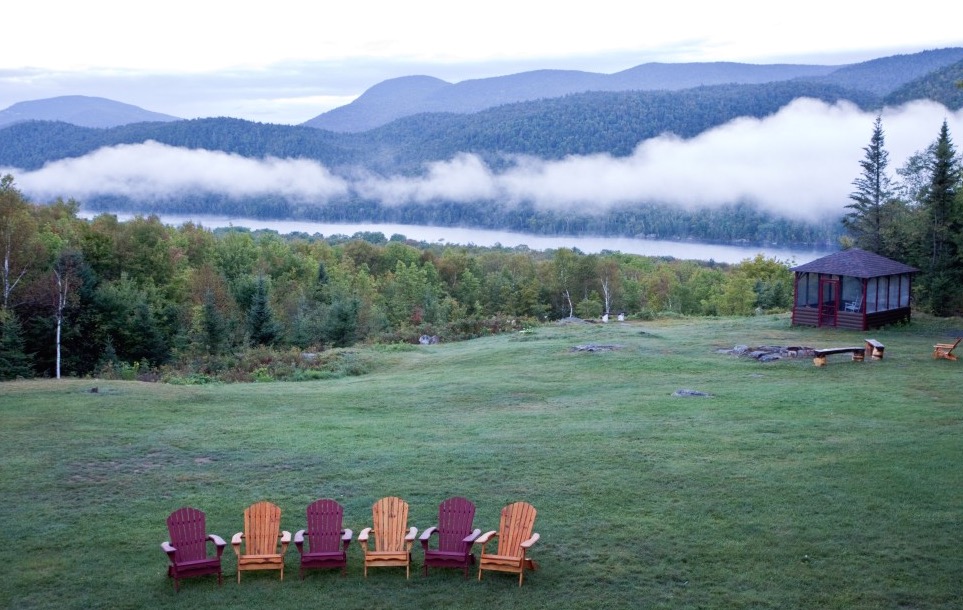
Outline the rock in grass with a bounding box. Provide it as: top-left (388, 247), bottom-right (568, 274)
top-left (672, 388), bottom-right (712, 397)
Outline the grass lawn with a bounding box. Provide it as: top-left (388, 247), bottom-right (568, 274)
top-left (1, 313), bottom-right (961, 609)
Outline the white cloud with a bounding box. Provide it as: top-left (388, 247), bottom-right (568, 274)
top-left (14, 141), bottom-right (349, 201)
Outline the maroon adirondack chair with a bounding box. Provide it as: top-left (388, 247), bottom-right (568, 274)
top-left (294, 498), bottom-right (353, 578)
top-left (161, 507), bottom-right (226, 592)
top-left (419, 496), bottom-right (481, 577)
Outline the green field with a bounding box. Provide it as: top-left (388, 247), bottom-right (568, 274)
top-left (2, 314), bottom-right (961, 609)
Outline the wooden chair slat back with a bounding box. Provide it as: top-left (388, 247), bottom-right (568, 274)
top-left (495, 502), bottom-right (536, 558)
top-left (305, 499), bottom-right (344, 553)
top-left (167, 507), bottom-right (208, 562)
top-left (244, 501), bottom-right (281, 555)
top-left (372, 496), bottom-right (408, 552)
top-left (437, 496), bottom-right (475, 553)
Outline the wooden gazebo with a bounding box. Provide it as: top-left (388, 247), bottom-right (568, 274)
top-left (790, 249), bottom-right (917, 330)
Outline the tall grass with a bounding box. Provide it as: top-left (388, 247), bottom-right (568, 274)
top-left (1, 313), bottom-right (961, 609)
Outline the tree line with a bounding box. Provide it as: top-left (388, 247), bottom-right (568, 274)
top-left (0, 178), bottom-right (796, 381)
top-left (843, 117), bottom-right (963, 315)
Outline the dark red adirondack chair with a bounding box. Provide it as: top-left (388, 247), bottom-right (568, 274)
top-left (161, 507), bottom-right (226, 592)
top-left (294, 498), bottom-right (353, 578)
top-left (419, 496), bottom-right (481, 577)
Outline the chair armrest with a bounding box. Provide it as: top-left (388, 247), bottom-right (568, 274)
top-left (294, 529), bottom-right (306, 553)
top-left (358, 527), bottom-right (371, 543)
top-left (231, 532), bottom-right (243, 545)
top-left (475, 530), bottom-right (497, 545)
top-left (161, 541), bottom-right (176, 561)
top-left (341, 528), bottom-right (353, 542)
top-left (419, 526), bottom-right (438, 542)
top-left (208, 533), bottom-right (226, 548)
top-left (520, 532), bottom-right (540, 549)
top-left (208, 534), bottom-right (226, 557)
top-left (463, 528), bottom-right (482, 544)
top-left (405, 526), bottom-right (418, 542)
top-left (280, 530), bottom-right (292, 544)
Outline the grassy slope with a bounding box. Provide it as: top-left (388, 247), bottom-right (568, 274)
top-left (1, 314), bottom-right (961, 610)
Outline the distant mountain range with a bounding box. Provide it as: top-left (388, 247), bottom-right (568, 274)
top-left (2, 48), bottom-right (963, 133)
top-left (0, 95), bottom-right (180, 129)
top-left (2, 47), bottom-right (963, 245)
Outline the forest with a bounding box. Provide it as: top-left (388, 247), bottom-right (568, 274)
top-left (0, 178), bottom-right (797, 381)
top-left (1, 110), bottom-right (961, 382)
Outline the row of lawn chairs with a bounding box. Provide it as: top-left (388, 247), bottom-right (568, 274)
top-left (162, 496), bottom-right (539, 592)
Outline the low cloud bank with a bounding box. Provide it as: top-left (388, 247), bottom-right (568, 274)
top-left (7, 98), bottom-right (963, 222)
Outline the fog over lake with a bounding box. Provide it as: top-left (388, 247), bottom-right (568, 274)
top-left (93, 212), bottom-right (836, 265)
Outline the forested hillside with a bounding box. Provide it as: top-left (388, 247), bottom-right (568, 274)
top-left (304, 62), bottom-right (841, 132)
top-left (0, 180), bottom-right (799, 381)
top-left (304, 48), bottom-right (963, 132)
top-left (884, 59), bottom-right (963, 109)
top-left (801, 47), bottom-right (963, 96)
top-left (0, 81), bottom-right (878, 173)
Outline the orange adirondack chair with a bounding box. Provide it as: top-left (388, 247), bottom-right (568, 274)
top-left (475, 501), bottom-right (540, 586)
top-left (357, 496), bottom-right (418, 578)
top-left (420, 496), bottom-right (481, 577)
top-left (231, 501), bottom-right (291, 582)
top-left (294, 498), bottom-right (353, 578)
top-left (934, 337), bottom-right (961, 361)
top-left (161, 507), bottom-right (226, 592)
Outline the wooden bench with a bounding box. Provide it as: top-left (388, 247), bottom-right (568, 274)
top-left (864, 338), bottom-right (884, 360)
top-left (813, 346), bottom-right (865, 366)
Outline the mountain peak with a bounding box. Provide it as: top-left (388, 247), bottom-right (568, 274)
top-left (0, 95), bottom-right (181, 128)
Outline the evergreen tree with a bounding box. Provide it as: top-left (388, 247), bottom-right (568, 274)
top-left (918, 120), bottom-right (962, 315)
top-left (322, 295), bottom-right (361, 347)
top-left (247, 275), bottom-right (281, 346)
top-left (201, 288), bottom-right (229, 355)
top-left (0, 309), bottom-right (33, 379)
top-left (844, 116), bottom-right (895, 254)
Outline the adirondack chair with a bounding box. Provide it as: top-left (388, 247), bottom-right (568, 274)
top-left (231, 501), bottom-right (292, 582)
top-left (934, 337), bottom-right (961, 361)
top-left (420, 496), bottom-right (481, 577)
top-left (294, 498), bottom-right (353, 578)
top-left (476, 501), bottom-right (540, 586)
top-left (358, 496), bottom-right (418, 578)
top-left (161, 507), bottom-right (226, 592)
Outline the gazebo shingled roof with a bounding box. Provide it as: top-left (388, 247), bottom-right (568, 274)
top-left (790, 248), bottom-right (917, 278)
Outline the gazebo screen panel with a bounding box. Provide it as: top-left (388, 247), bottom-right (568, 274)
top-left (795, 273), bottom-right (818, 308)
top-left (841, 277), bottom-right (862, 310)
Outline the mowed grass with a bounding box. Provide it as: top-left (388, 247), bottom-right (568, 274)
top-left (1, 314), bottom-right (961, 609)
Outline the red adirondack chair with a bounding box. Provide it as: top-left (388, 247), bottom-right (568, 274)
top-left (161, 507), bottom-right (226, 592)
top-left (419, 496), bottom-right (481, 577)
top-left (294, 498), bottom-right (353, 578)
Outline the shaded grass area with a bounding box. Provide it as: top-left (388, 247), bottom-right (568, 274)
top-left (1, 314), bottom-right (962, 609)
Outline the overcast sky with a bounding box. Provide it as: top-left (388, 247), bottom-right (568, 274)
top-left (3, 0), bottom-right (962, 124)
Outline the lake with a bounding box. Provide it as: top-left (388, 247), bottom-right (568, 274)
top-left (91, 212), bottom-right (836, 265)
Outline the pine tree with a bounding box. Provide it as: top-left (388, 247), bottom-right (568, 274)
top-left (201, 288), bottom-right (229, 355)
top-left (844, 116), bottom-right (895, 254)
top-left (918, 120), bottom-right (962, 315)
top-left (247, 275), bottom-right (281, 346)
top-left (0, 309), bottom-right (33, 380)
